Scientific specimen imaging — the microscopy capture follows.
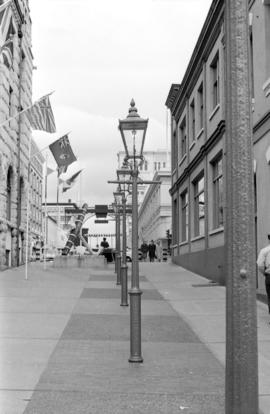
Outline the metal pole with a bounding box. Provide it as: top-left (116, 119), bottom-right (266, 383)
top-left (129, 163), bottom-right (143, 363)
top-left (116, 204), bottom-right (121, 285)
top-left (225, 1), bottom-right (258, 413)
top-left (121, 193), bottom-right (128, 306)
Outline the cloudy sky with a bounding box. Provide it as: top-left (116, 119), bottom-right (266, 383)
top-left (30, 0), bottom-right (212, 211)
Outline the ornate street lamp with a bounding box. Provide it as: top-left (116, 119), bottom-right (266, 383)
top-left (113, 187), bottom-right (122, 285)
top-left (119, 99), bottom-right (148, 363)
top-left (117, 163), bottom-right (132, 307)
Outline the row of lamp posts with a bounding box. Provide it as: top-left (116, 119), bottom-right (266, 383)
top-left (110, 99), bottom-right (148, 363)
top-left (109, 1), bottom-right (259, 409)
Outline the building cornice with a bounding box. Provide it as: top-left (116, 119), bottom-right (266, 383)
top-left (169, 120), bottom-right (225, 195)
top-left (166, 0), bottom-right (224, 119)
top-left (253, 110), bottom-right (270, 143)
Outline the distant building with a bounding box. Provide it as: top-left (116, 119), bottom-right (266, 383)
top-left (118, 150), bottom-right (171, 247)
top-left (166, 0), bottom-right (270, 292)
top-left (0, 0), bottom-right (34, 269)
top-left (117, 149), bottom-right (171, 204)
top-left (29, 139), bottom-right (44, 259)
top-left (42, 201), bottom-right (78, 250)
top-left (138, 170), bottom-right (171, 256)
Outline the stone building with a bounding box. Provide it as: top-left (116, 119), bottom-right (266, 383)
top-left (166, 0), bottom-right (270, 292)
top-left (138, 170), bottom-right (171, 254)
top-left (0, 0), bottom-right (35, 269)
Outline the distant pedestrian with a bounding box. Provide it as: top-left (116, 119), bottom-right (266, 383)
top-left (100, 237), bottom-right (109, 248)
top-left (156, 241), bottom-right (162, 262)
top-left (257, 234), bottom-right (270, 315)
top-left (140, 241), bottom-right (149, 261)
top-left (148, 240), bottom-right (156, 262)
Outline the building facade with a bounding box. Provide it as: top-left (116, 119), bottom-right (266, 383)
top-left (138, 170), bottom-right (171, 256)
top-left (29, 139), bottom-right (44, 260)
top-left (117, 149), bottom-right (171, 204)
top-left (166, 0), bottom-right (270, 292)
top-left (0, 0), bottom-right (34, 269)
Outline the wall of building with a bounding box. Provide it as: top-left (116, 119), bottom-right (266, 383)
top-left (0, 0), bottom-right (33, 269)
top-left (138, 171), bottom-right (171, 249)
top-left (167, 0), bottom-right (270, 287)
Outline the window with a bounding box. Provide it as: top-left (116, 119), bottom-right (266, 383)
top-left (211, 53), bottom-right (220, 109)
top-left (172, 128), bottom-right (178, 169)
top-left (181, 190), bottom-right (189, 242)
top-left (9, 86), bottom-right (13, 119)
top-left (249, 31), bottom-right (255, 100)
top-left (212, 156), bottom-right (223, 228)
top-left (198, 83), bottom-right (204, 130)
top-left (190, 100), bottom-right (195, 142)
top-left (6, 167), bottom-right (12, 221)
top-left (172, 198), bottom-right (178, 245)
top-left (157, 162), bottom-right (160, 170)
top-left (180, 118), bottom-right (187, 158)
top-left (193, 175), bottom-right (205, 237)
top-left (144, 160), bottom-right (148, 171)
top-left (154, 162), bottom-right (157, 171)
top-left (163, 162), bottom-right (166, 168)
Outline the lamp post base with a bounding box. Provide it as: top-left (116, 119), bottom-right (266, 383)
top-left (129, 288), bottom-right (143, 363)
top-left (120, 264), bottom-right (129, 306)
top-left (116, 255), bottom-right (121, 285)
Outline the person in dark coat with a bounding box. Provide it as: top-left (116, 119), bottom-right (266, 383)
top-left (140, 241), bottom-right (149, 261)
top-left (148, 240), bottom-right (156, 262)
top-left (100, 237), bottom-right (109, 248)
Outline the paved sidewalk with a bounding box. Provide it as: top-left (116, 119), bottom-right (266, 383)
top-left (0, 261), bottom-right (268, 413)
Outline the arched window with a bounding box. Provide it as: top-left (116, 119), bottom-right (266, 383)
top-left (6, 167), bottom-right (12, 220)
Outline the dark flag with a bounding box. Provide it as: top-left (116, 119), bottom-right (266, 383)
top-left (49, 134), bottom-right (77, 169)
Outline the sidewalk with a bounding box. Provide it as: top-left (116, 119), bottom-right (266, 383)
top-left (0, 261), bottom-right (268, 413)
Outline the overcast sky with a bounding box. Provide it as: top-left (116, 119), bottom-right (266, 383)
top-left (30, 0), bottom-right (212, 217)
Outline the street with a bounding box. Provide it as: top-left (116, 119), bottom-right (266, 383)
top-left (0, 261), bottom-right (269, 413)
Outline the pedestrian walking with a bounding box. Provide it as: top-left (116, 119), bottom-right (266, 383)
top-left (257, 234), bottom-right (270, 315)
top-left (140, 241), bottom-right (149, 261)
top-left (100, 237), bottom-right (109, 248)
top-left (156, 240), bottom-right (162, 262)
top-left (148, 240), bottom-right (156, 262)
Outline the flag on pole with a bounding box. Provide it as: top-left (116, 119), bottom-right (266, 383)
top-left (58, 165), bottom-right (68, 176)
top-left (0, 0), bottom-right (11, 13)
top-left (62, 170), bottom-right (82, 193)
top-left (25, 94), bottom-right (56, 133)
top-left (49, 134), bottom-right (77, 169)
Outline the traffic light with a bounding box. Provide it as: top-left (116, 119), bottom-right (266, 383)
top-left (166, 229), bottom-right (170, 239)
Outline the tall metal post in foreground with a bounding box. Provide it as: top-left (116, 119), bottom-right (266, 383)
top-left (120, 191), bottom-right (128, 306)
top-left (225, 1), bottom-right (258, 412)
top-left (119, 100), bottom-right (148, 363)
top-left (114, 197), bottom-right (121, 285)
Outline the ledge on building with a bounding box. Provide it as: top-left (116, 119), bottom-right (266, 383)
top-left (209, 103), bottom-right (220, 121)
top-left (179, 154), bottom-right (187, 167)
top-left (191, 234), bottom-right (205, 242)
top-left (209, 226), bottom-right (224, 236)
top-left (196, 128), bottom-right (204, 140)
top-left (263, 78), bottom-right (270, 97)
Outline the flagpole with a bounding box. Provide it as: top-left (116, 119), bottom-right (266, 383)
top-left (0, 91), bottom-right (55, 130)
top-left (25, 136), bottom-right (32, 280)
top-left (43, 153), bottom-right (48, 270)
top-left (57, 169), bottom-right (60, 254)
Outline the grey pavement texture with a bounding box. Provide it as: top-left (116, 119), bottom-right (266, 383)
top-left (0, 261), bottom-right (268, 413)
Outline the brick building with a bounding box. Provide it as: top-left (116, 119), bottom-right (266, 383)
top-left (166, 0), bottom-right (270, 292)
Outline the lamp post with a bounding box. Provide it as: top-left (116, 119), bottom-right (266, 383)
top-left (119, 99), bottom-right (148, 363)
top-left (225, 1), bottom-right (258, 412)
top-left (117, 163), bottom-right (132, 307)
top-left (113, 188), bottom-right (122, 285)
